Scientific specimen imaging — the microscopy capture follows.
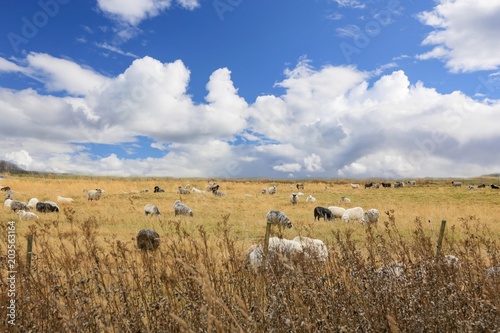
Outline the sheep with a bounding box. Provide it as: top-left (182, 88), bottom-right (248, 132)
top-left (451, 181), bottom-right (462, 187)
top-left (44, 201), bottom-right (60, 212)
top-left (87, 189), bottom-right (104, 201)
top-left (468, 185), bottom-right (477, 191)
top-left (144, 204), bottom-right (160, 216)
top-left (394, 181), bottom-right (405, 188)
top-left (266, 210), bottom-right (293, 228)
top-left (327, 206), bottom-right (346, 220)
top-left (268, 185), bottom-right (277, 195)
top-left (153, 185), bottom-right (165, 193)
top-left (305, 194), bottom-right (316, 202)
top-left (178, 186), bottom-right (191, 195)
top-left (36, 201), bottom-right (59, 213)
top-left (407, 180), bottom-right (416, 186)
top-left (1, 186), bottom-right (11, 191)
top-left (289, 193), bottom-right (298, 205)
top-left (136, 229), bottom-right (160, 251)
top-left (191, 187), bottom-right (205, 194)
top-left (350, 183), bottom-right (360, 189)
top-left (57, 195), bottom-right (74, 203)
top-left (261, 188), bottom-right (267, 194)
top-left (477, 183), bottom-right (486, 188)
top-left (212, 188), bottom-right (227, 197)
top-left (491, 184), bottom-right (500, 189)
top-left (292, 236), bottom-right (328, 262)
top-left (10, 200), bottom-right (30, 212)
top-left (341, 206), bottom-right (365, 223)
top-left (4, 198), bottom-right (13, 208)
top-left (296, 183), bottom-right (304, 190)
top-left (338, 196), bottom-right (351, 205)
top-left (16, 210), bottom-right (39, 220)
top-left (206, 183), bottom-right (219, 192)
top-left (246, 238), bottom-right (303, 271)
top-left (362, 209), bottom-right (380, 225)
top-left (27, 198), bottom-right (39, 210)
top-left (296, 192), bottom-right (304, 196)
top-left (173, 200), bottom-right (193, 216)
top-left (314, 206), bottom-right (334, 221)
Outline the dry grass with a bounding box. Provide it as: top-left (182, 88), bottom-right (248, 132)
top-left (1, 175), bottom-right (499, 331)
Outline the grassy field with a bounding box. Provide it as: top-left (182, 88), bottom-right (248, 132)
top-left (1, 174), bottom-right (499, 331)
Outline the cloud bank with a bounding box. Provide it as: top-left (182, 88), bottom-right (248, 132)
top-left (1, 52), bottom-right (500, 178)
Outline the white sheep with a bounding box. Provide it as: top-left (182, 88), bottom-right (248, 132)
top-left (289, 193), bottom-right (298, 205)
top-left (327, 206), bottom-right (346, 220)
top-left (268, 185), bottom-right (277, 195)
top-left (305, 195), bottom-right (316, 202)
top-left (173, 200), bottom-right (193, 216)
top-left (341, 206), bottom-right (365, 223)
top-left (292, 236), bottom-right (328, 261)
top-left (261, 188), bottom-right (267, 194)
top-left (16, 210), bottom-right (39, 220)
top-left (87, 189), bottom-right (104, 201)
top-left (338, 196), bottom-right (351, 205)
top-left (268, 237), bottom-right (303, 256)
top-left (191, 187), bottom-right (205, 194)
top-left (144, 204), bottom-right (161, 216)
top-left (178, 186), bottom-right (191, 195)
top-left (27, 198), bottom-right (39, 210)
top-left (4, 198), bottom-right (13, 208)
top-left (362, 208), bottom-right (380, 225)
top-left (245, 238), bottom-right (304, 271)
top-left (57, 195), bottom-right (74, 204)
top-left (350, 183), bottom-right (360, 189)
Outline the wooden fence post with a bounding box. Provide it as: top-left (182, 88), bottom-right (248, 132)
top-left (26, 233), bottom-right (33, 275)
top-left (436, 219), bottom-right (446, 257)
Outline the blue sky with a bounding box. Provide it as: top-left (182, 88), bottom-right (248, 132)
top-left (1, 0), bottom-right (500, 178)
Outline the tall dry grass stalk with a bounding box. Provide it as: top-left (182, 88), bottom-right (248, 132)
top-left (0, 175), bottom-right (499, 331)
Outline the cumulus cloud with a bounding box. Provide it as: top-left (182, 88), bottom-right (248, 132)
top-left (97, 0), bottom-right (200, 26)
top-left (2, 54), bottom-right (500, 178)
top-left (417, 0), bottom-right (500, 72)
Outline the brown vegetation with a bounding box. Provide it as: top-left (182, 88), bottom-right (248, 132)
top-left (0, 175), bottom-right (499, 331)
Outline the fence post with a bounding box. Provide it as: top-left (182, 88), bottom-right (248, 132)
top-left (263, 222), bottom-right (272, 269)
top-left (26, 233), bottom-right (33, 275)
top-left (436, 219), bottom-right (446, 257)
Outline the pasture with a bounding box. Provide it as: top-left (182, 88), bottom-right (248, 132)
top-left (1, 175), bottom-right (499, 331)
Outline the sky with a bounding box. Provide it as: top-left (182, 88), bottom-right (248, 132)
top-left (1, 0), bottom-right (500, 179)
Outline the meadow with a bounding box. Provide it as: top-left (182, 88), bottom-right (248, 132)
top-left (0, 175), bottom-right (499, 332)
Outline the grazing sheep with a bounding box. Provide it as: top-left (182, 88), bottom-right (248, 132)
top-left (296, 192), bottom-right (304, 196)
top-left (394, 181), bottom-right (405, 188)
top-left (178, 186), bottom-right (191, 195)
top-left (1, 186), bottom-right (11, 191)
top-left (16, 210), bottom-right (39, 220)
top-left (268, 185), bottom-right (277, 195)
top-left (381, 182), bottom-right (392, 188)
top-left (451, 181), bottom-right (462, 187)
top-left (206, 183), bottom-right (219, 192)
top-left (36, 201), bottom-right (59, 213)
top-left (296, 183), bottom-right (304, 190)
top-left (289, 193), bottom-right (298, 205)
top-left (362, 209), bottom-right (380, 225)
top-left (341, 206), bottom-right (365, 223)
top-left (477, 183), bottom-right (486, 188)
top-left (191, 187), bottom-right (205, 194)
top-left (364, 182), bottom-right (373, 189)
top-left (44, 201), bottom-right (60, 211)
top-left (153, 186), bottom-right (165, 193)
top-left (173, 200), bottom-right (193, 216)
top-left (57, 195), bottom-right (74, 203)
top-left (10, 201), bottom-right (30, 212)
top-left (27, 198), bottom-right (39, 210)
top-left (212, 188), bottom-right (227, 197)
top-left (136, 229), bottom-right (160, 251)
top-left (292, 236), bottom-right (328, 262)
top-left (144, 204), bottom-right (160, 216)
top-left (407, 180), bottom-right (416, 185)
top-left (87, 189), bottom-right (104, 201)
top-left (338, 196), bottom-right (351, 205)
top-left (305, 194), bottom-right (316, 202)
top-left (261, 188), bottom-right (267, 194)
top-left (468, 185), bottom-right (477, 191)
top-left (491, 184), bottom-right (500, 189)
top-left (246, 238), bottom-right (303, 271)
top-left (327, 206), bottom-right (346, 220)
top-left (4, 198), bottom-right (13, 208)
top-left (350, 183), bottom-right (360, 189)
top-left (266, 210), bottom-right (293, 228)
top-left (314, 206), bottom-right (334, 221)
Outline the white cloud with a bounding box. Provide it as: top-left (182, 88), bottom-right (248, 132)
top-left (97, 0), bottom-right (200, 26)
top-left (417, 0), bottom-right (500, 72)
top-left (2, 55), bottom-right (500, 178)
top-left (333, 0), bottom-right (365, 9)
